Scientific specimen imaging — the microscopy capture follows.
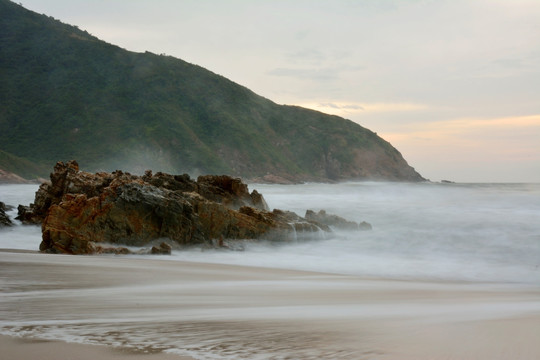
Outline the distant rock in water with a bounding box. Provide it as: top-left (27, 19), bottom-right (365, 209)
top-left (0, 201), bottom-right (13, 227)
top-left (20, 161), bottom-right (343, 255)
top-left (151, 242), bottom-right (173, 255)
top-left (305, 209), bottom-right (372, 231)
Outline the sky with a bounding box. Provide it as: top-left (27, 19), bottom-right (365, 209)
top-left (19, 0), bottom-right (540, 182)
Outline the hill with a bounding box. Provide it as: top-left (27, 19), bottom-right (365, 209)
top-left (0, 0), bottom-right (424, 182)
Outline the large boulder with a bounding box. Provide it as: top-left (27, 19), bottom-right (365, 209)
top-left (28, 161), bottom-right (328, 254)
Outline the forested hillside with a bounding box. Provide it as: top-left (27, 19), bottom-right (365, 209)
top-left (0, 0), bottom-right (424, 182)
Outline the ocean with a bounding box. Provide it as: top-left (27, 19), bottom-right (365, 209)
top-left (1, 182), bottom-right (540, 285)
top-left (1, 181), bottom-right (540, 359)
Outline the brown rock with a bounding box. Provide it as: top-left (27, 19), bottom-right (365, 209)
top-left (17, 160), bottom-right (132, 224)
top-left (28, 161), bottom-right (329, 255)
top-left (197, 175), bottom-right (269, 210)
top-left (151, 242), bottom-right (172, 255)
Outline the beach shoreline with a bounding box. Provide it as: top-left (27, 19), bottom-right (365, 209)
top-left (1, 249), bottom-right (540, 359)
top-left (0, 335), bottom-right (195, 360)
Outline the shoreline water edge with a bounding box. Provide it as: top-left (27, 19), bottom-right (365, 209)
top-left (1, 250), bottom-right (540, 359)
top-left (1, 181), bottom-right (540, 359)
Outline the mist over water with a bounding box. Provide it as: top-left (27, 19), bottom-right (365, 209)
top-left (0, 184), bottom-right (41, 250)
top-left (167, 182), bottom-right (540, 285)
top-left (2, 182), bottom-right (540, 359)
top-left (1, 182), bottom-right (539, 284)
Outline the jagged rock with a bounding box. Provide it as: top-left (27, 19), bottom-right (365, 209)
top-left (17, 204), bottom-right (41, 224)
top-left (305, 209), bottom-right (372, 231)
top-left (29, 161), bottom-right (327, 254)
top-left (1, 202), bottom-right (14, 212)
top-left (197, 175), bottom-right (268, 210)
top-left (91, 244), bottom-right (131, 255)
top-left (18, 162), bottom-right (268, 226)
top-left (142, 170), bottom-right (198, 193)
top-left (358, 221), bottom-right (372, 230)
top-left (17, 160), bottom-right (123, 224)
top-left (151, 242), bottom-right (173, 255)
top-left (0, 201), bottom-right (13, 227)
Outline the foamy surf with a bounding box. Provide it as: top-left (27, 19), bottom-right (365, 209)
top-left (2, 182), bottom-right (540, 359)
top-left (1, 182), bottom-right (540, 284)
top-left (2, 251), bottom-right (540, 360)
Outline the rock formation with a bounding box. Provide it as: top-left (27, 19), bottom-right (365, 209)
top-left (21, 161), bottom-right (336, 255)
top-left (0, 201), bottom-right (13, 227)
top-left (305, 210), bottom-right (372, 231)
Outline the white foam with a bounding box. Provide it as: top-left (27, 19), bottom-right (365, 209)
top-left (2, 182), bottom-right (540, 284)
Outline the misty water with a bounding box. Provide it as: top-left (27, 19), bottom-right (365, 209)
top-left (2, 182), bottom-right (540, 359)
top-left (1, 181), bottom-right (539, 285)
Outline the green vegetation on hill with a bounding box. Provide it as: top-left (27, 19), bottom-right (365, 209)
top-left (0, 0), bottom-right (424, 182)
top-left (0, 149), bottom-right (50, 180)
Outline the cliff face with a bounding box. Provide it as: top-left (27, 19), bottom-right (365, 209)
top-left (0, 0), bottom-right (424, 182)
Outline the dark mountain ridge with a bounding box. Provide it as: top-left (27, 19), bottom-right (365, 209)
top-left (0, 0), bottom-right (424, 182)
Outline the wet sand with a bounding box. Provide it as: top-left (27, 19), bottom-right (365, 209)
top-left (0, 335), bottom-right (193, 360)
top-left (1, 250), bottom-right (539, 359)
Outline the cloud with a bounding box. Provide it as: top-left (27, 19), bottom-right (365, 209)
top-left (318, 103), bottom-right (364, 110)
top-left (383, 114), bottom-right (540, 146)
top-left (266, 63), bottom-right (364, 82)
top-left (285, 48), bottom-right (327, 63)
top-left (419, 114), bottom-right (540, 133)
top-left (298, 101), bottom-right (429, 117)
top-left (382, 114), bottom-right (540, 161)
top-left (378, 114), bottom-right (540, 182)
top-left (267, 67), bottom-right (339, 81)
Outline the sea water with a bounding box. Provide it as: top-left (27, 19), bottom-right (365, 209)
top-left (0, 184), bottom-right (42, 250)
top-left (2, 182), bottom-right (540, 359)
top-left (1, 182), bottom-right (539, 284)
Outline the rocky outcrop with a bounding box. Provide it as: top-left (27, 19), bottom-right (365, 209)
top-left (0, 201), bottom-right (13, 227)
top-left (151, 242), bottom-right (173, 255)
top-left (196, 174), bottom-right (268, 210)
top-left (23, 161), bottom-right (333, 255)
top-left (305, 210), bottom-right (372, 231)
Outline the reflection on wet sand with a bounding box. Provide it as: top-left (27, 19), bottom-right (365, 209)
top-left (1, 251), bottom-right (540, 359)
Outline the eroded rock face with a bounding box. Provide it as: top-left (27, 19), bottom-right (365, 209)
top-left (27, 161), bottom-right (328, 254)
top-left (197, 175), bottom-right (269, 210)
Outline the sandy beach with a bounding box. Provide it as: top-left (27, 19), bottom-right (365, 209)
top-left (0, 335), bottom-right (193, 360)
top-left (1, 249), bottom-right (540, 359)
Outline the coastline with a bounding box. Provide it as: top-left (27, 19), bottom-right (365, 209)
top-left (1, 249), bottom-right (540, 359)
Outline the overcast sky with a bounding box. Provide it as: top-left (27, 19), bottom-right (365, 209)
top-left (19, 0), bottom-right (540, 182)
